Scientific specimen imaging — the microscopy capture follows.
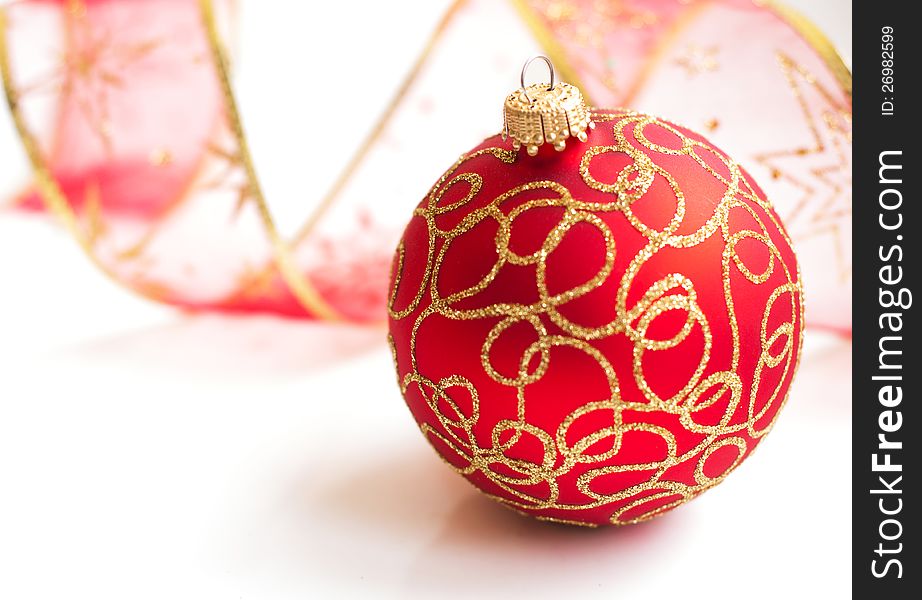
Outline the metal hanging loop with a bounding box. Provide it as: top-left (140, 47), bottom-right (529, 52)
top-left (520, 55), bottom-right (555, 102)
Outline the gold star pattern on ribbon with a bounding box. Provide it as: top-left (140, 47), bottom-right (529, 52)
top-left (523, 0), bottom-right (660, 98)
top-left (754, 52), bottom-right (852, 281)
top-left (674, 44), bottom-right (720, 77)
top-left (16, 0), bottom-right (165, 151)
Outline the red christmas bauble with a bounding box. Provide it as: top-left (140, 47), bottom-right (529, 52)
top-left (387, 109), bottom-right (804, 526)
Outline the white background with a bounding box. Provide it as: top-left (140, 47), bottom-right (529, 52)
top-left (0, 1), bottom-right (851, 598)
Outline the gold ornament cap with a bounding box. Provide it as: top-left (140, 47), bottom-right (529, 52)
top-left (503, 56), bottom-right (594, 156)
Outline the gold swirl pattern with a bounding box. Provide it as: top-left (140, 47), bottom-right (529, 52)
top-left (388, 110), bottom-right (804, 526)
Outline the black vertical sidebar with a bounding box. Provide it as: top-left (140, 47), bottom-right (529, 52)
top-left (853, 1), bottom-right (917, 597)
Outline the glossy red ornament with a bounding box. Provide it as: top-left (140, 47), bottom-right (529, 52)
top-left (387, 109), bottom-right (804, 526)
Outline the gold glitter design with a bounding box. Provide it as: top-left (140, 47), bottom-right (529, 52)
top-left (389, 110), bottom-right (803, 526)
